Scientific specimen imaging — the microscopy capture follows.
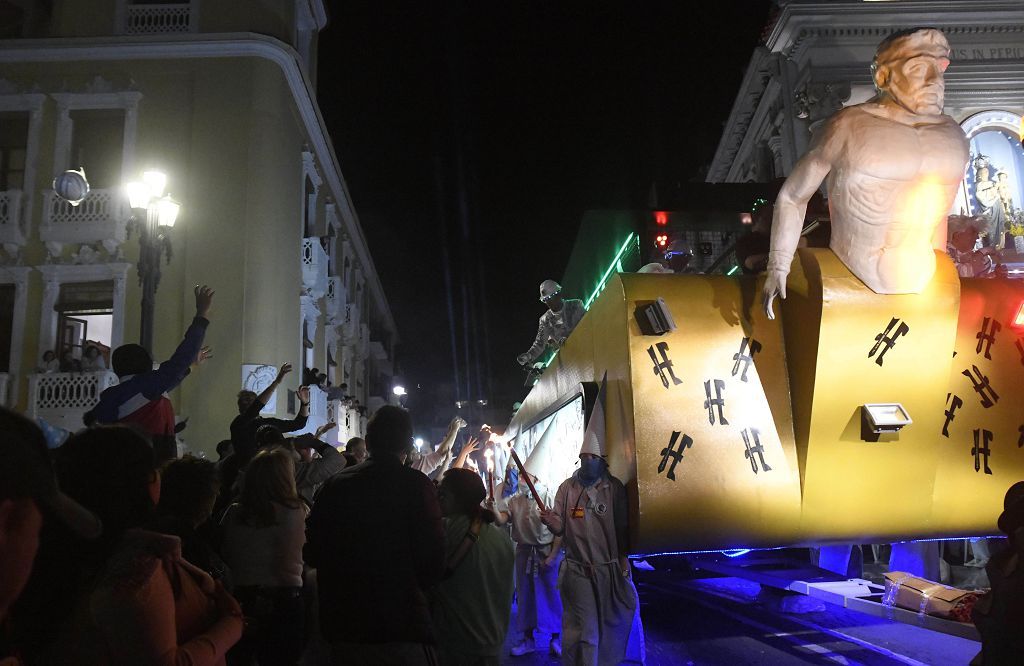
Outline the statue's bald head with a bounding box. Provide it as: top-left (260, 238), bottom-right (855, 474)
top-left (871, 28), bottom-right (951, 115)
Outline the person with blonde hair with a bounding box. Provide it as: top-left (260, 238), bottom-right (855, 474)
top-left (220, 448), bottom-right (307, 665)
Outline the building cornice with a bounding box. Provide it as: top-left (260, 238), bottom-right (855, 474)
top-left (0, 33), bottom-right (397, 338)
top-left (768, 1), bottom-right (1024, 55)
top-left (707, 47), bottom-right (775, 183)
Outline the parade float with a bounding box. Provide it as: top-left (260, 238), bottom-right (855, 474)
top-left (503, 28), bottom-right (1024, 558)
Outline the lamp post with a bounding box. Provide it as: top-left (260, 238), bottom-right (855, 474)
top-left (126, 170), bottom-right (180, 355)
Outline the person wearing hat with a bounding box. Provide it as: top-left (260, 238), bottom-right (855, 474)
top-left (946, 214), bottom-right (996, 277)
top-left (540, 377), bottom-right (643, 666)
top-left (972, 482), bottom-right (1024, 664)
top-left (0, 408), bottom-right (102, 662)
top-left (489, 422), bottom-right (563, 657)
top-left (87, 284), bottom-right (215, 463)
top-left (517, 279), bottom-right (585, 367)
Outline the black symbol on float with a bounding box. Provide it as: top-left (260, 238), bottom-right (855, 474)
top-left (942, 393), bottom-right (962, 438)
top-left (963, 365), bottom-right (999, 408)
top-left (731, 337), bottom-right (762, 383)
top-left (1016, 338), bottom-right (1024, 367)
top-left (972, 428), bottom-right (993, 475)
top-left (741, 428), bottom-right (771, 474)
top-left (868, 317), bottom-right (910, 366)
top-left (703, 379), bottom-right (728, 425)
top-left (976, 317), bottom-right (1001, 360)
top-left (658, 431), bottom-right (693, 481)
top-left (647, 342), bottom-right (682, 389)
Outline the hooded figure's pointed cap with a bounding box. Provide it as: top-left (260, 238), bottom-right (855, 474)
top-left (580, 372), bottom-right (608, 458)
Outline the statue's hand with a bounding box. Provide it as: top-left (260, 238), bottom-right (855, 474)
top-left (762, 270), bottom-right (788, 321)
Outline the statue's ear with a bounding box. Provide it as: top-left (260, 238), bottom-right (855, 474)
top-left (872, 64), bottom-right (889, 91)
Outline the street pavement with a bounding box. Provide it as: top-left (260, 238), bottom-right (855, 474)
top-left (501, 566), bottom-right (981, 665)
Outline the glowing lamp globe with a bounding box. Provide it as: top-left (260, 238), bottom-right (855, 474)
top-left (53, 168), bottom-right (90, 206)
top-left (156, 194), bottom-right (180, 228)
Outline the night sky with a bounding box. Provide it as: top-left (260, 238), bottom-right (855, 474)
top-left (317, 0), bottom-right (773, 428)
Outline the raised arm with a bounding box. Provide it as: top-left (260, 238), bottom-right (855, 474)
top-left (763, 118), bottom-right (842, 320)
top-left (145, 285), bottom-right (214, 397)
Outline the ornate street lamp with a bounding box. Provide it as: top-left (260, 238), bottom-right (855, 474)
top-left (125, 170), bottom-right (180, 354)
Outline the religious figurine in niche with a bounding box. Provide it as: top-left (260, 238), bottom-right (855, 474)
top-left (763, 28), bottom-right (969, 318)
top-left (996, 171), bottom-right (1014, 219)
top-left (973, 156), bottom-right (1006, 248)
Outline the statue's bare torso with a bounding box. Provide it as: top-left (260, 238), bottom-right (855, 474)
top-left (824, 103), bottom-right (968, 293)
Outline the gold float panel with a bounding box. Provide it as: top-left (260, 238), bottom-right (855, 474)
top-left (931, 277), bottom-right (1024, 536)
top-left (784, 249), bottom-right (960, 544)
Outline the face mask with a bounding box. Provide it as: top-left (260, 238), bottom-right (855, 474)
top-left (503, 467), bottom-right (519, 498)
top-left (578, 458), bottom-right (605, 486)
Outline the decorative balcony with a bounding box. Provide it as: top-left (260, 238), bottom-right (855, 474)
top-left (0, 190), bottom-right (25, 247)
top-left (40, 189), bottom-right (127, 246)
top-left (28, 371), bottom-right (118, 431)
top-left (302, 237), bottom-right (329, 298)
top-left (340, 303), bottom-right (360, 345)
top-left (324, 399), bottom-right (342, 446)
top-left (325, 276), bottom-right (346, 321)
top-left (122, 2), bottom-right (197, 35)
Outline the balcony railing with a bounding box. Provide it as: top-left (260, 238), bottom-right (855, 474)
top-left (302, 237), bottom-right (329, 298)
top-left (123, 3), bottom-right (196, 34)
top-left (0, 190), bottom-right (24, 246)
top-left (341, 303), bottom-right (360, 344)
top-left (28, 371), bottom-right (118, 430)
top-left (326, 276), bottom-right (346, 320)
top-left (40, 189), bottom-right (127, 246)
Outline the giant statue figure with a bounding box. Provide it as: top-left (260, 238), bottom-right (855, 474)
top-left (763, 28), bottom-right (969, 318)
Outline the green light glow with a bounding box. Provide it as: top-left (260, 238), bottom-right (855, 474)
top-left (584, 232), bottom-right (636, 310)
top-left (726, 265), bottom-right (740, 276)
top-left (540, 232), bottom-right (637, 370)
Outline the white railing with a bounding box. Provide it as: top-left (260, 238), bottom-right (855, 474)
top-left (341, 302), bottom-right (360, 344)
top-left (124, 3), bottom-right (195, 34)
top-left (0, 190), bottom-right (23, 245)
top-left (326, 276), bottom-right (346, 320)
top-left (40, 189), bottom-right (127, 245)
top-left (0, 372), bottom-right (9, 407)
top-left (324, 398), bottom-right (342, 446)
top-left (28, 371), bottom-right (118, 430)
top-left (302, 237), bottom-right (328, 298)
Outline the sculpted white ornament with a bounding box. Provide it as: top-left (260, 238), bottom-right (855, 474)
top-left (763, 28), bottom-right (970, 319)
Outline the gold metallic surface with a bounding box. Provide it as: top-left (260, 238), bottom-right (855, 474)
top-left (784, 249), bottom-right (960, 544)
top-left (931, 276), bottom-right (1024, 537)
top-left (506, 254), bottom-right (1024, 554)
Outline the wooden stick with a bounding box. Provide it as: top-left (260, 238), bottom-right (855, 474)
top-left (509, 448), bottom-right (546, 512)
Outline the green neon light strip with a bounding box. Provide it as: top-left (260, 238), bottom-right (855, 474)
top-left (540, 232), bottom-right (637, 370)
top-left (584, 232), bottom-right (636, 309)
top-left (726, 265), bottom-right (740, 276)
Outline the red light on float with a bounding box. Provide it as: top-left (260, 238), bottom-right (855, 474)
top-left (655, 233), bottom-right (669, 249)
top-left (1013, 301), bottom-right (1024, 328)
top-left (655, 211), bottom-right (668, 226)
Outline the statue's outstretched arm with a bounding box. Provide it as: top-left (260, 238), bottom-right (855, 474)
top-left (763, 119), bottom-right (841, 319)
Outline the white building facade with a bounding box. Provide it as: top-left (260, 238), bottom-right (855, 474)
top-left (0, 0), bottom-right (397, 451)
